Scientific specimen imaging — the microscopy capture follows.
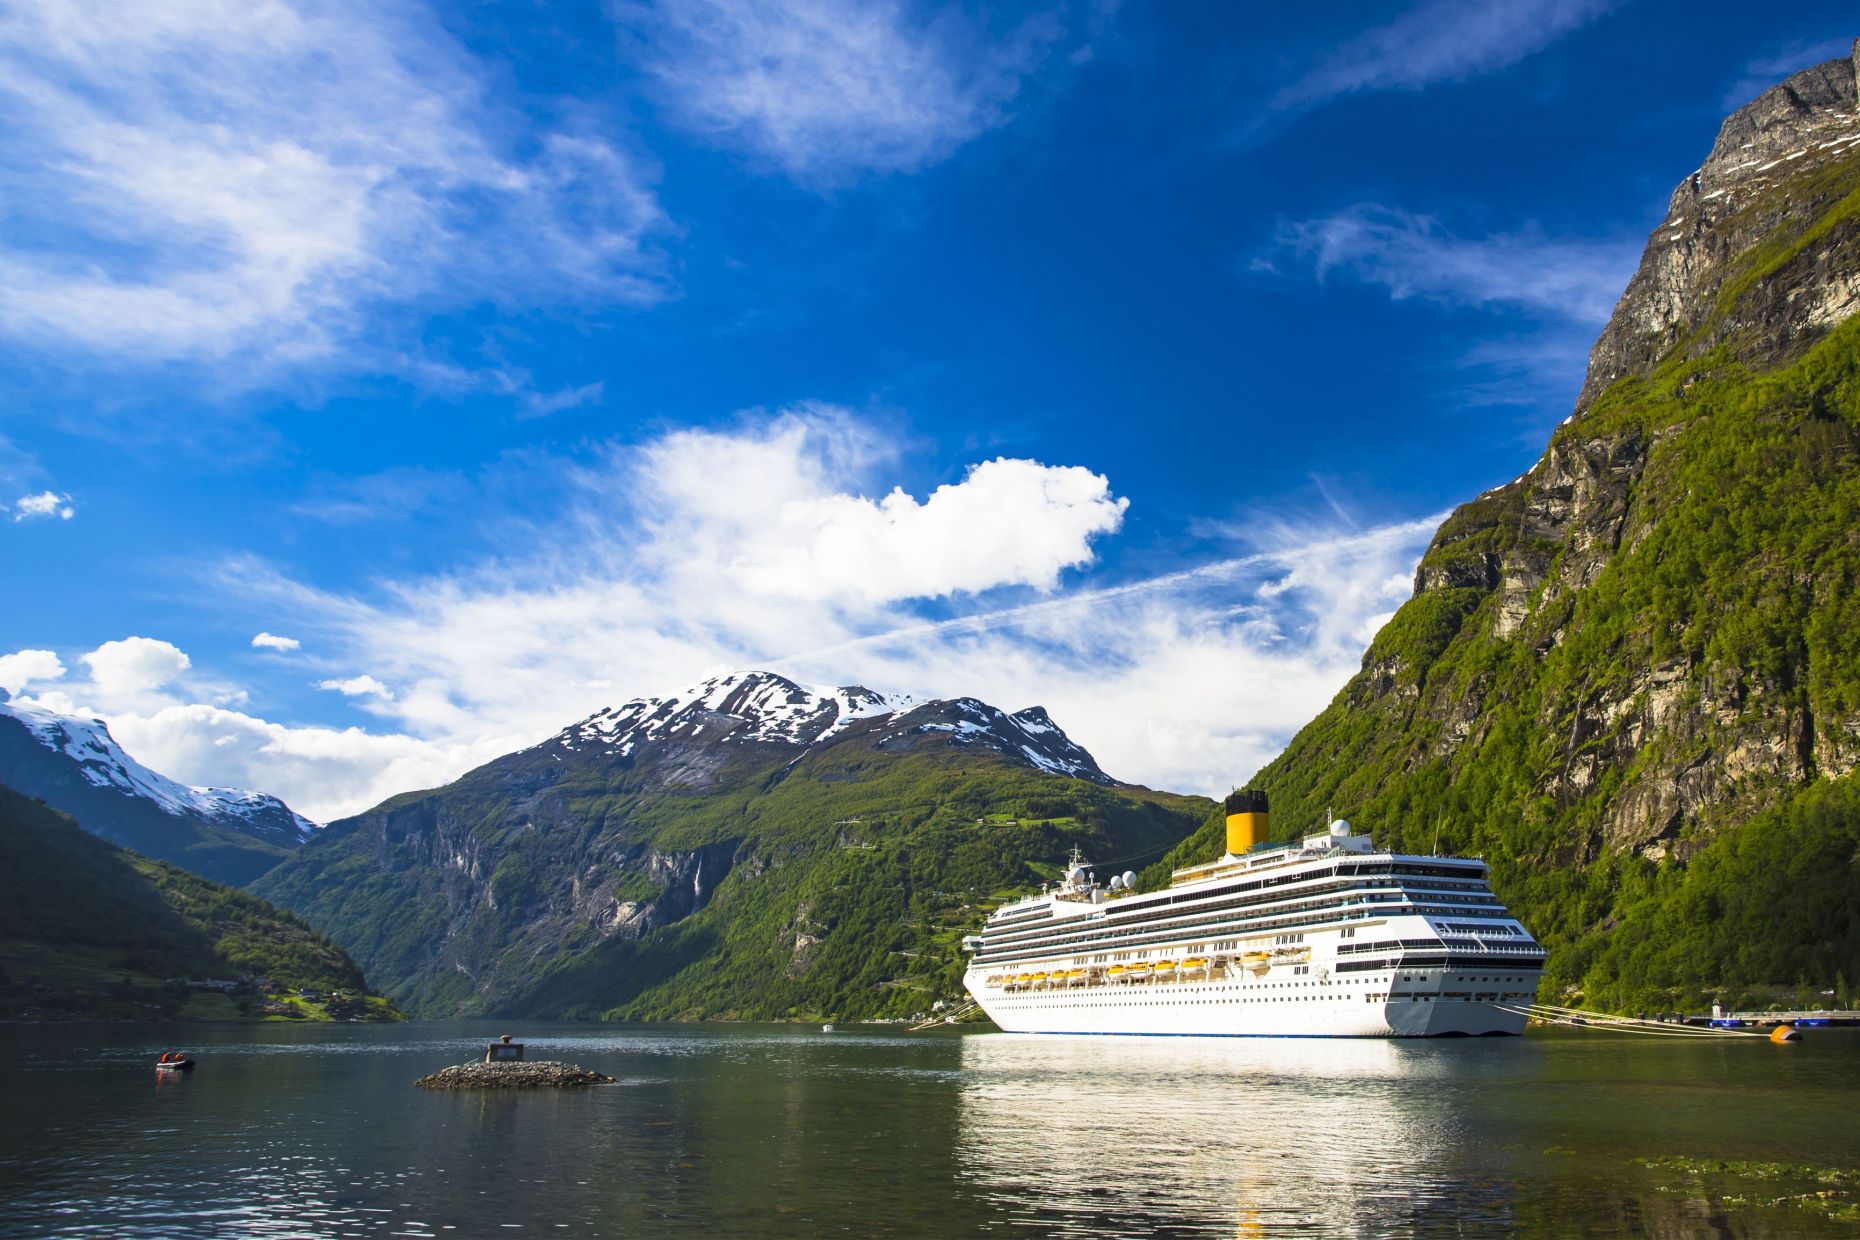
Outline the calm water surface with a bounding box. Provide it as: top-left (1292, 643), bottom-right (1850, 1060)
top-left (1, 1022), bottom-right (1856, 1237)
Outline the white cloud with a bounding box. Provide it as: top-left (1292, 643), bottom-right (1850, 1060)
top-left (0, 0), bottom-right (667, 367)
top-left (1275, 0), bottom-right (1616, 112)
top-left (103, 703), bottom-right (514, 826)
top-left (317, 675), bottom-right (393, 699)
top-left (618, 0), bottom-right (1062, 183)
top-left (12, 490), bottom-right (74, 521)
top-left (633, 412), bottom-right (1126, 605)
top-left (176, 408), bottom-right (1439, 815)
top-left (80, 637), bottom-right (191, 697)
top-left (251, 632), bottom-right (301, 652)
top-left (0, 649), bottom-right (65, 694)
top-left (1271, 204), bottom-right (1639, 325)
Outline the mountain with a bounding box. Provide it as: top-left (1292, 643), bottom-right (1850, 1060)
top-left (0, 696), bottom-right (312, 886)
top-left (0, 783), bottom-right (394, 1022)
top-left (254, 671), bottom-right (1211, 1019)
top-left (1158, 44), bottom-right (1860, 1012)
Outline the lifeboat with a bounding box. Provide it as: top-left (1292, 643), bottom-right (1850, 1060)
top-left (1106, 964), bottom-right (1128, 978)
top-left (1027, 971), bottom-right (1048, 981)
top-left (986, 974), bottom-right (1004, 986)
top-left (1154, 960), bottom-right (1178, 974)
top-left (1180, 958), bottom-right (1208, 975)
top-left (1242, 950), bottom-right (1270, 962)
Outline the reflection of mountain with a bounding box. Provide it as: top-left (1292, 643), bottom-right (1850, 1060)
top-left (954, 1034), bottom-right (1513, 1235)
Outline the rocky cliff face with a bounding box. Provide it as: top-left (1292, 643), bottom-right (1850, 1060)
top-left (1578, 42), bottom-right (1860, 411)
top-left (255, 672), bottom-right (1206, 1019)
top-left (1161, 44), bottom-right (1860, 1008)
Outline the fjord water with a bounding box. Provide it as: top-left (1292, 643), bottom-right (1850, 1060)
top-left (2, 1023), bottom-right (1856, 1237)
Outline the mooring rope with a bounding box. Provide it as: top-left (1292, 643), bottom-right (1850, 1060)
top-left (1496, 1002), bottom-right (1766, 1036)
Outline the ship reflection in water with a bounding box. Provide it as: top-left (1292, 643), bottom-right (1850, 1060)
top-left (956, 1034), bottom-right (1518, 1236)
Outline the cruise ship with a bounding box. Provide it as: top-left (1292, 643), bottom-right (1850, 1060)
top-left (961, 790), bottom-right (1545, 1037)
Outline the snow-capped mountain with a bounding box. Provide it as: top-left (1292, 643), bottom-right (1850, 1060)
top-left (0, 695), bottom-right (313, 886)
top-left (254, 668), bottom-right (1192, 1019)
top-left (552, 671), bottom-right (1114, 784)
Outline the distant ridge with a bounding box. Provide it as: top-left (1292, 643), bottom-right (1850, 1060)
top-left (0, 695), bottom-right (312, 886)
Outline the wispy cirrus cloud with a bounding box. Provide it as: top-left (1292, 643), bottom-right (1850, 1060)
top-left (1273, 0), bottom-right (1618, 114)
top-left (614, 0), bottom-right (1069, 185)
top-left (1720, 37), bottom-right (1855, 109)
top-left (0, 0), bottom-right (668, 370)
top-left (1268, 204), bottom-right (1640, 324)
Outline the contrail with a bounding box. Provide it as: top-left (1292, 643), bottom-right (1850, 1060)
top-left (768, 514), bottom-right (1443, 668)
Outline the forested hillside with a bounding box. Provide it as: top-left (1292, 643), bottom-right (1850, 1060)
top-left (0, 784), bottom-right (395, 1021)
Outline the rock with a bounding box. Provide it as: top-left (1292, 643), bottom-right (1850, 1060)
top-left (414, 1060), bottom-right (615, 1090)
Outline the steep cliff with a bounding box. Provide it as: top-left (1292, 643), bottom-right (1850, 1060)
top-left (1162, 45), bottom-right (1860, 1010)
top-left (255, 673), bottom-right (1209, 1019)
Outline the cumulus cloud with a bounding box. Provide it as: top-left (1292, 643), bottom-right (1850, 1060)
top-left (0, 648), bottom-right (65, 694)
top-left (1274, 0), bottom-right (1616, 113)
top-left (1270, 204), bottom-right (1640, 325)
top-left (80, 637), bottom-right (191, 697)
top-left (634, 413), bottom-right (1126, 605)
top-left (251, 632), bottom-right (301, 652)
top-left (0, 0), bottom-right (667, 368)
top-left (12, 490), bottom-right (74, 521)
top-left (617, 0), bottom-right (1064, 183)
top-left (317, 675), bottom-right (393, 699)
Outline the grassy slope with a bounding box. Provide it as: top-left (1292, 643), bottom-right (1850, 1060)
top-left (0, 784), bottom-right (397, 1021)
top-left (1150, 160), bottom-right (1860, 1013)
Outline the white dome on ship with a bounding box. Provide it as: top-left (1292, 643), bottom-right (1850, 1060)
top-left (1329, 819), bottom-right (1352, 836)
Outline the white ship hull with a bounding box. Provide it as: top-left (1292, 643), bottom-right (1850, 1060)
top-left (965, 962), bottom-right (1532, 1038)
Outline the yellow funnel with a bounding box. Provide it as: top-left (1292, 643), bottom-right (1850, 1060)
top-left (1225, 789), bottom-right (1269, 855)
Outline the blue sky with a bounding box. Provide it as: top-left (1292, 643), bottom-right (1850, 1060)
top-left (1, 0), bottom-right (1853, 819)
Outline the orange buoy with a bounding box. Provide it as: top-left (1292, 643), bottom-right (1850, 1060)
top-left (1770, 1023), bottom-right (1801, 1044)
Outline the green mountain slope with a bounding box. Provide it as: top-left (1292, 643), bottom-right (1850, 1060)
top-left (0, 784), bottom-right (397, 1021)
top-left (254, 673), bottom-right (1211, 1020)
top-left (1157, 47), bottom-right (1860, 1013)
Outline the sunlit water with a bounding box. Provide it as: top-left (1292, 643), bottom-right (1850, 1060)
top-left (1, 1022), bottom-right (1856, 1236)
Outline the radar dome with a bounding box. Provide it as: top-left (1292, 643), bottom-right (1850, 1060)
top-left (1329, 820), bottom-right (1352, 836)
top-left (1122, 871), bottom-right (1137, 887)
